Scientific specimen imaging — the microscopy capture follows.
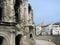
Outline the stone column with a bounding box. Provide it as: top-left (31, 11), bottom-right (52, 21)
top-left (23, 0), bottom-right (30, 45)
top-left (2, 0), bottom-right (15, 22)
top-left (21, 35), bottom-right (30, 45)
top-left (23, 0), bottom-right (29, 25)
top-left (10, 32), bottom-right (15, 45)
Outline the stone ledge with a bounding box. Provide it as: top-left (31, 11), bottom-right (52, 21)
top-left (0, 21), bottom-right (17, 26)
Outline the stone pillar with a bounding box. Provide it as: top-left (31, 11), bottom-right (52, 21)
top-left (28, 10), bottom-right (33, 25)
top-left (20, 2), bottom-right (24, 23)
top-left (23, 0), bottom-right (30, 45)
top-left (19, 0), bottom-right (25, 29)
top-left (10, 32), bottom-right (15, 45)
top-left (21, 35), bottom-right (30, 45)
top-left (2, 0), bottom-right (15, 22)
top-left (23, 0), bottom-right (28, 25)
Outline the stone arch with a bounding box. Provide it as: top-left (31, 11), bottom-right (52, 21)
top-left (0, 32), bottom-right (10, 45)
top-left (16, 31), bottom-right (24, 36)
top-left (15, 34), bottom-right (22, 45)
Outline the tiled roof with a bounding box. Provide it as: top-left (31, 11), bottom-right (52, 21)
top-left (53, 22), bottom-right (60, 25)
top-left (41, 24), bottom-right (50, 28)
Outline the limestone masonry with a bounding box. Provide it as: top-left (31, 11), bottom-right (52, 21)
top-left (0, 0), bottom-right (35, 45)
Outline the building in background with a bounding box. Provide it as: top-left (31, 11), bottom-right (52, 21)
top-left (36, 23), bottom-right (46, 35)
top-left (52, 22), bottom-right (60, 35)
top-left (36, 22), bottom-right (60, 36)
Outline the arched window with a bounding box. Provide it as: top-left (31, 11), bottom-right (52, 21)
top-left (14, 0), bottom-right (22, 22)
top-left (15, 34), bottom-right (22, 45)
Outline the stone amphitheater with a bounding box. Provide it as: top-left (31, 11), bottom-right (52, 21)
top-left (0, 0), bottom-right (35, 45)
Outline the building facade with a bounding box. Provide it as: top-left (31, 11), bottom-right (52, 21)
top-left (52, 22), bottom-right (60, 35)
top-left (36, 22), bottom-right (60, 36)
top-left (0, 0), bottom-right (35, 45)
top-left (36, 23), bottom-right (46, 35)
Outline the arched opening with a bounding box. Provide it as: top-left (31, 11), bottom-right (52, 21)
top-left (30, 34), bottom-right (33, 38)
top-left (0, 36), bottom-right (8, 45)
top-left (14, 0), bottom-right (22, 22)
top-left (28, 4), bottom-right (32, 13)
top-left (0, 36), bottom-right (3, 44)
top-left (15, 34), bottom-right (22, 45)
top-left (0, 7), bottom-right (2, 21)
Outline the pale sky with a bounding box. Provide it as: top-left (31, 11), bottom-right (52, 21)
top-left (29, 0), bottom-right (60, 25)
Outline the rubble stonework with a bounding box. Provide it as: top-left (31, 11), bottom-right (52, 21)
top-left (0, 0), bottom-right (35, 45)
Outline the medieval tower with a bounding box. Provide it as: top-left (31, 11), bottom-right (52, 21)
top-left (0, 0), bottom-right (35, 45)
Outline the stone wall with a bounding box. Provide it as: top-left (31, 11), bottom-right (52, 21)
top-left (36, 36), bottom-right (60, 45)
top-left (0, 0), bottom-right (35, 45)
